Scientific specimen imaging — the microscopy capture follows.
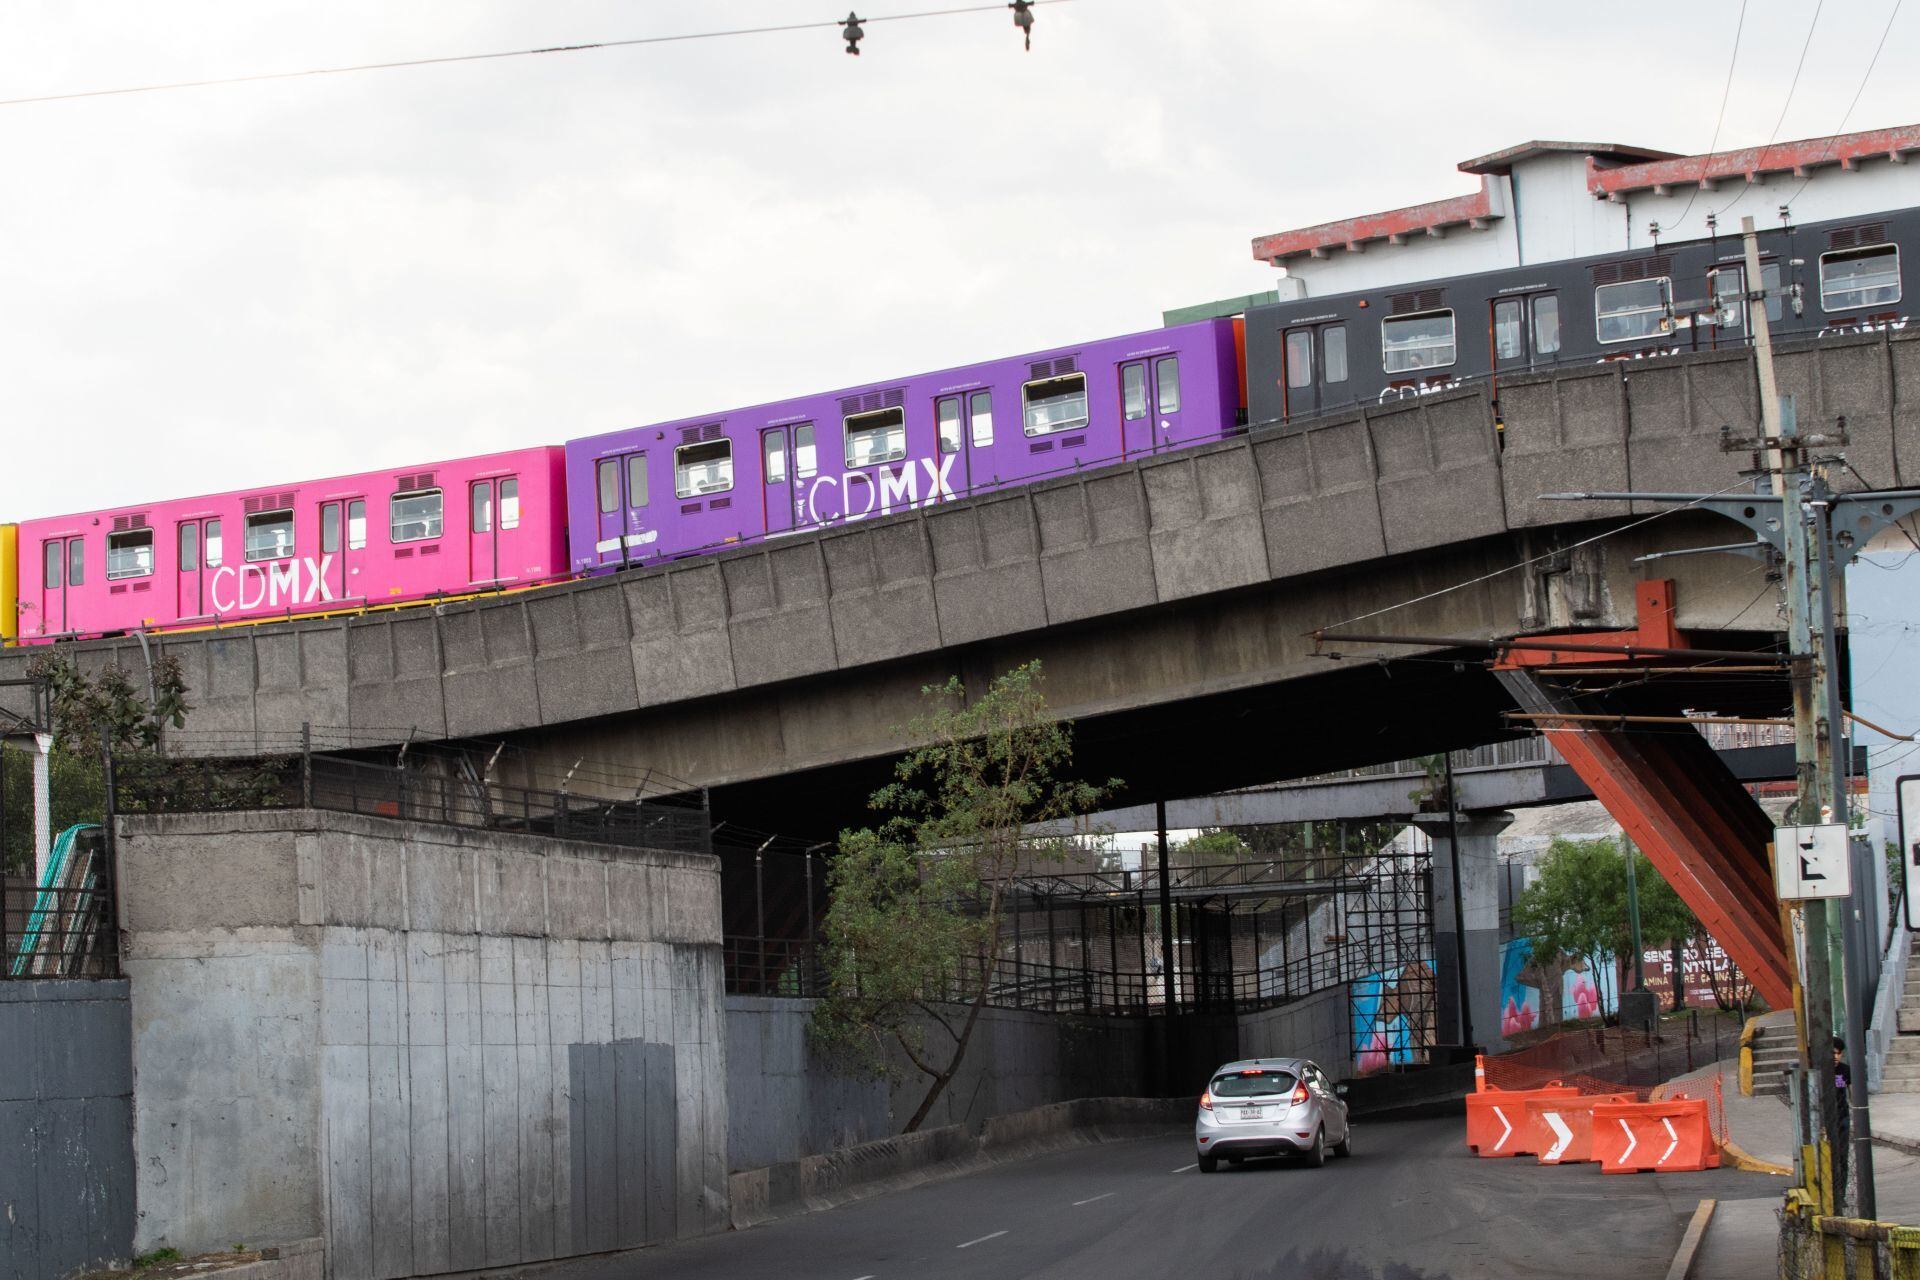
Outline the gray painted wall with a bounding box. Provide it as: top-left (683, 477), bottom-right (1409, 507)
top-left (724, 996), bottom-right (1147, 1172)
top-left (118, 810), bottom-right (727, 1280)
top-left (1237, 985), bottom-right (1354, 1080)
top-left (0, 979), bottom-right (135, 1280)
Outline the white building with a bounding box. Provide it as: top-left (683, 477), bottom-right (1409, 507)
top-left (1252, 124), bottom-right (1920, 299)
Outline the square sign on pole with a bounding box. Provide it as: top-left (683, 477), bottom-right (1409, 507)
top-left (1901, 776), bottom-right (1920, 929)
top-left (1774, 823), bottom-right (1852, 900)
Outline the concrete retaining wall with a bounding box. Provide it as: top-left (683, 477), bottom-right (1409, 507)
top-left (119, 810), bottom-right (727, 1280)
top-left (723, 996), bottom-right (1145, 1171)
top-left (1236, 985), bottom-right (1354, 1079)
top-left (0, 978), bottom-right (135, 1280)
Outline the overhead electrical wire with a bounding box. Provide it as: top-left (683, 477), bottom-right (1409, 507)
top-left (0, 1), bottom-right (1076, 108)
top-left (1671, 0), bottom-right (1748, 232)
top-left (1782, 0), bottom-right (1905, 210)
top-left (1713, 0), bottom-right (1823, 219)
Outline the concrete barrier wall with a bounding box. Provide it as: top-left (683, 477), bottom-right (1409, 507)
top-left (723, 996), bottom-right (1147, 1171)
top-left (10, 334), bottom-right (1907, 760)
top-left (1236, 985), bottom-right (1354, 1079)
top-left (0, 979), bottom-right (135, 1280)
top-left (118, 811), bottom-right (727, 1280)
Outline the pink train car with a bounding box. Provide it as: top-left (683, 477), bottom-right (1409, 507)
top-left (12, 447), bottom-right (566, 641)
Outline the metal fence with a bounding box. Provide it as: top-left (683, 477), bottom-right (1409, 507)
top-left (3, 827), bottom-right (117, 979)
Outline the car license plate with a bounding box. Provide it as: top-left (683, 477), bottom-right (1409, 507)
top-left (1238, 1106), bottom-right (1266, 1119)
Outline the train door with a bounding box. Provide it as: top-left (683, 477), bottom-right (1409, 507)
top-left (467, 482), bottom-right (498, 584)
top-left (1118, 362), bottom-right (1155, 455)
top-left (593, 451), bottom-right (650, 566)
top-left (175, 521), bottom-right (204, 618)
top-left (934, 398), bottom-right (973, 493)
top-left (318, 498), bottom-right (366, 602)
top-left (41, 536), bottom-right (80, 634)
top-left (1705, 263), bottom-right (1782, 347)
top-left (1491, 291), bottom-right (1560, 375)
top-left (1280, 322), bottom-right (1347, 420)
top-left (762, 428), bottom-right (795, 534)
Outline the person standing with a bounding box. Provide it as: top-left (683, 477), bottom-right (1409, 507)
top-left (1833, 1036), bottom-right (1852, 1211)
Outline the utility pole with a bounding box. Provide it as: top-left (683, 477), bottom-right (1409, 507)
top-left (1540, 219), bottom-right (1920, 1215)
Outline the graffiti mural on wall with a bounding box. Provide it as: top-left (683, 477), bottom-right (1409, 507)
top-left (1498, 937), bottom-right (1617, 1036)
top-left (1352, 959), bottom-right (1436, 1074)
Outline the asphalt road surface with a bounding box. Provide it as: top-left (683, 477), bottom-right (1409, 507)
top-left (560, 1117), bottom-right (1783, 1280)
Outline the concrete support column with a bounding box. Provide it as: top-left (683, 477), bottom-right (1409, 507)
top-left (33, 732), bottom-right (52, 886)
top-left (1412, 809), bottom-right (1513, 1058)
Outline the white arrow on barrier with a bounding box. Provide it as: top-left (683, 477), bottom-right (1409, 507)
top-left (1493, 1105), bottom-right (1512, 1151)
top-left (1659, 1117), bottom-right (1679, 1165)
top-left (1543, 1110), bottom-right (1574, 1162)
top-left (1618, 1117), bottom-right (1638, 1162)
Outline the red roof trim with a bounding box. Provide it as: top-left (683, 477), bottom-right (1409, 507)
top-left (1588, 124), bottom-right (1920, 198)
top-left (1250, 181), bottom-right (1496, 264)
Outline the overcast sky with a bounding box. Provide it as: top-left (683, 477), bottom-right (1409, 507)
top-left (1, 0), bottom-right (1915, 521)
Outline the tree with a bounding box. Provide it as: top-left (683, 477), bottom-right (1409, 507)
top-left (1172, 828), bottom-right (1251, 863)
top-left (810, 662), bottom-right (1113, 1133)
top-left (2, 651), bottom-right (191, 875)
top-left (1510, 835), bottom-right (1704, 1025)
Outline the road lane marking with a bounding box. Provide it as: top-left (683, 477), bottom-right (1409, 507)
top-left (957, 1230), bottom-right (1008, 1249)
top-left (1171, 1163), bottom-right (1197, 1173)
top-left (1073, 1192), bottom-right (1115, 1206)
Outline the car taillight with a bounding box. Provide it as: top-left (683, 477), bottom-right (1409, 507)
top-left (1199, 1090), bottom-right (1214, 1111)
top-left (1289, 1083), bottom-right (1310, 1105)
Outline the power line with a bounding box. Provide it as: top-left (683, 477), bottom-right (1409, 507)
top-left (1672, 0), bottom-right (1748, 231)
top-left (1713, 0), bottom-right (1823, 220)
top-left (1783, 0), bottom-right (1905, 211)
top-left (0, 2), bottom-right (1075, 109)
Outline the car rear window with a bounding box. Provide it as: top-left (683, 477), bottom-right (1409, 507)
top-left (1211, 1069), bottom-right (1296, 1098)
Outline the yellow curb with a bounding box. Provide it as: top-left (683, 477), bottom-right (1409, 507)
top-left (1719, 1136), bottom-right (1791, 1176)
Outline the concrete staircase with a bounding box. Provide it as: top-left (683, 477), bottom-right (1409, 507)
top-left (1750, 1019), bottom-right (1798, 1101)
top-left (1884, 958), bottom-right (1920, 1093)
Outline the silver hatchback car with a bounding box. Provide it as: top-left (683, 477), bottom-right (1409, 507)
top-left (1194, 1057), bottom-right (1351, 1172)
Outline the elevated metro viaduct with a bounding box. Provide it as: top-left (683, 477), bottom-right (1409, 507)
top-left (10, 332), bottom-right (1919, 1011)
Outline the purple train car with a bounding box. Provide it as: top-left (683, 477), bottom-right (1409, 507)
top-left (564, 318), bottom-right (1243, 572)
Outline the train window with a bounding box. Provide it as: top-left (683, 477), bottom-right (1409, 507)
top-left (1595, 278), bottom-right (1672, 344)
top-left (597, 459), bottom-right (619, 514)
top-left (1532, 296), bottom-right (1561, 354)
top-left (1493, 299), bottom-right (1524, 360)
top-left (1820, 246), bottom-right (1900, 312)
top-left (764, 431), bottom-right (788, 483)
top-left (795, 424), bottom-right (818, 478)
top-left (625, 455), bottom-right (648, 508)
top-left (1381, 310), bottom-right (1456, 372)
top-left (206, 519), bottom-right (224, 566)
top-left (68, 538), bottom-right (83, 587)
top-left (675, 439), bottom-right (734, 497)
top-left (345, 504), bottom-right (364, 551)
top-left (1122, 365), bottom-right (1148, 420)
top-left (44, 540), bottom-right (60, 589)
top-left (1024, 374), bottom-right (1089, 436)
top-left (107, 530), bottom-right (153, 580)
top-left (1157, 358), bottom-right (1181, 413)
top-left (937, 399), bottom-right (964, 453)
top-left (500, 479), bottom-right (520, 529)
top-left (245, 510), bottom-right (294, 562)
top-left (469, 485), bottom-right (491, 535)
top-left (969, 392), bottom-right (994, 447)
top-left (324, 503), bottom-right (343, 551)
top-left (390, 489), bottom-right (443, 543)
top-left (1285, 331), bottom-right (1312, 388)
top-left (845, 407), bottom-right (907, 467)
top-left (179, 523), bottom-right (198, 572)
top-left (1324, 327), bottom-right (1348, 383)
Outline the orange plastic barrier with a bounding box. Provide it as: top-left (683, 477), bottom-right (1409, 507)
top-left (1522, 1094), bottom-right (1632, 1165)
top-left (1590, 1098), bottom-right (1720, 1173)
top-left (1466, 1085), bottom-right (1580, 1156)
